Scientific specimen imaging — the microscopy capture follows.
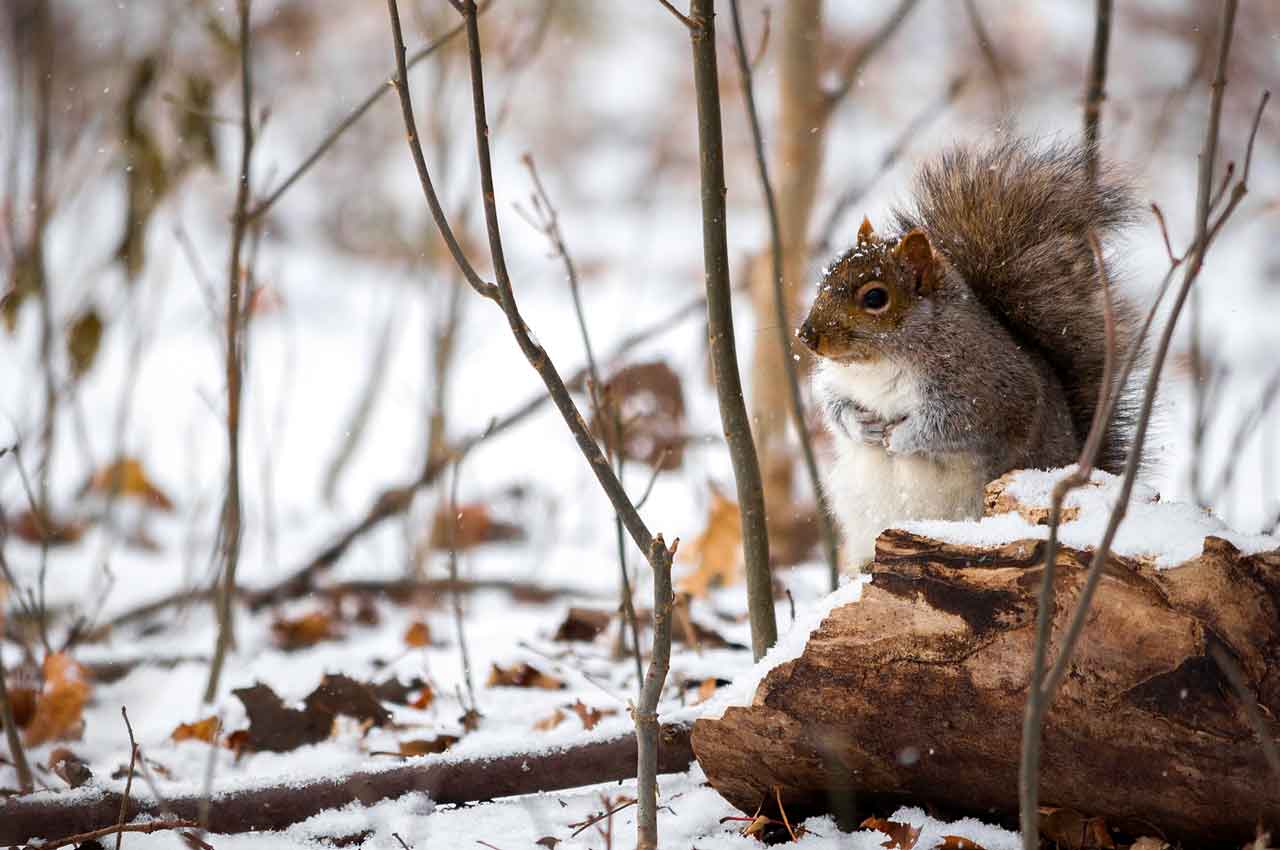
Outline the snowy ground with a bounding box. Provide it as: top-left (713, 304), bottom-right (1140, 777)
top-left (1, 0), bottom-right (1277, 846)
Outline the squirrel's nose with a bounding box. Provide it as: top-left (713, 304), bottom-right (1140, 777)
top-left (796, 319), bottom-right (819, 353)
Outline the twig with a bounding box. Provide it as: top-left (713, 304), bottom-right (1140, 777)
top-left (393, 834), bottom-right (413, 850)
top-left (730, 0), bottom-right (839, 590)
top-left (963, 0), bottom-right (1009, 105)
top-left (448, 438), bottom-right (480, 712)
top-left (571, 797), bottom-right (637, 838)
top-left (177, 295), bottom-right (701, 613)
top-left (688, 0), bottom-right (775, 658)
top-left (1018, 6), bottom-right (1253, 847)
top-left (635, 531), bottom-right (675, 850)
top-left (1082, 0), bottom-right (1113, 184)
top-left (519, 154), bottom-right (644, 685)
top-left (1208, 369), bottom-right (1280, 502)
top-left (634, 449), bottom-right (671, 511)
top-left (322, 307), bottom-right (400, 503)
top-left (0, 640), bottom-right (33, 793)
top-left (1018, 228), bottom-right (1123, 849)
top-left (823, 0), bottom-right (920, 116)
top-left (205, 0), bottom-right (254, 705)
top-left (653, 0), bottom-right (694, 30)
top-left (8, 444), bottom-right (51, 652)
top-left (1209, 644), bottom-right (1280, 784)
top-left (29, 819), bottom-right (200, 850)
top-left (389, 0), bottom-right (676, 574)
top-left (386, 0), bottom-right (497, 303)
top-left (244, 9), bottom-right (484, 221)
top-left (814, 74), bottom-right (966, 256)
top-left (116, 706), bottom-right (139, 849)
top-left (391, 3), bottom-right (682, 847)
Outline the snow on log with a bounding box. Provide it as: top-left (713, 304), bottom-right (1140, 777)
top-left (692, 469), bottom-right (1280, 845)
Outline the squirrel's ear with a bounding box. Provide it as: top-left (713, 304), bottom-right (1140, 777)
top-left (857, 217), bottom-right (875, 244)
top-left (894, 229), bottom-right (941, 295)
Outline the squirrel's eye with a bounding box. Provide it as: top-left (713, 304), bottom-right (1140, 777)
top-left (858, 283), bottom-right (890, 314)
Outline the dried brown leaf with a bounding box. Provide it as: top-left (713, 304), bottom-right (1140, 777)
top-left (171, 716), bottom-right (221, 744)
top-left (66, 309), bottom-right (103, 378)
top-left (270, 610), bottom-right (338, 650)
top-left (399, 735), bottom-right (458, 757)
top-left (81, 456), bottom-right (174, 511)
top-left (48, 747), bottom-right (92, 788)
top-left (533, 708), bottom-right (567, 731)
top-left (23, 653), bottom-right (91, 746)
top-left (569, 699), bottom-right (614, 731)
top-left (678, 487), bottom-right (743, 598)
top-left (862, 816), bottom-right (922, 850)
top-left (552, 607), bottom-right (612, 642)
top-left (487, 662), bottom-right (564, 690)
top-left (403, 620), bottom-right (432, 647)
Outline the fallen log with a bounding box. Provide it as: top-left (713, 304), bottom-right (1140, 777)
top-left (692, 470), bottom-right (1280, 846)
top-left (0, 723), bottom-right (693, 843)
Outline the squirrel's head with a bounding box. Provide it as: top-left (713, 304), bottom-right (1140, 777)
top-left (797, 217), bottom-right (945, 362)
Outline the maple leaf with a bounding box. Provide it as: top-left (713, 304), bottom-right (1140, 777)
top-left (569, 699), bottom-right (614, 731)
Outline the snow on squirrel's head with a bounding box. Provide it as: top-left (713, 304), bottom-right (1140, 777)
top-left (797, 217), bottom-right (953, 364)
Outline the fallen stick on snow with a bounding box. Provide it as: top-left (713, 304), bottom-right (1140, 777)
top-left (0, 723), bottom-right (693, 843)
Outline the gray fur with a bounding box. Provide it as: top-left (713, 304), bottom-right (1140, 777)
top-left (891, 139), bottom-right (1142, 473)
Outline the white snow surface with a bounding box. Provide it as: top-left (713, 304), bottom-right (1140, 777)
top-left (899, 467), bottom-right (1279, 567)
top-left (1, 0), bottom-right (1277, 846)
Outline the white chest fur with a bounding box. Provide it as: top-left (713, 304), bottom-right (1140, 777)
top-left (814, 359), bottom-right (986, 567)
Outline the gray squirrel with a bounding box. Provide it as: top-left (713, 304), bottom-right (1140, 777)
top-left (798, 139), bottom-right (1141, 565)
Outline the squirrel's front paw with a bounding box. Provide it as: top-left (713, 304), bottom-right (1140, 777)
top-left (883, 416), bottom-right (916, 454)
top-left (846, 404), bottom-right (898, 448)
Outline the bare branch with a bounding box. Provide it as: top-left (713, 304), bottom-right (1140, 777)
top-left (1082, 0), bottom-right (1112, 184)
top-left (688, 0), bottom-right (775, 657)
top-left (245, 10), bottom-right (484, 220)
top-left (0, 642), bottom-right (33, 794)
top-left (824, 0), bottom-right (920, 115)
top-left (653, 0), bottom-right (694, 30)
top-left (1019, 6), bottom-right (1248, 846)
top-left (814, 73), bottom-right (966, 261)
top-left (205, 0), bottom-right (254, 705)
top-left (963, 0), bottom-right (1009, 105)
top-left (386, 0), bottom-right (498, 302)
top-left (728, 0), bottom-right (838, 589)
top-left (1209, 643), bottom-right (1280, 784)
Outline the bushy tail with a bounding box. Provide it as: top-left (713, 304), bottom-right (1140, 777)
top-left (892, 139), bottom-right (1142, 473)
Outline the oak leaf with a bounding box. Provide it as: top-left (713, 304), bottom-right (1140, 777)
top-left (678, 487), bottom-right (743, 597)
top-left (861, 817), bottom-right (922, 850)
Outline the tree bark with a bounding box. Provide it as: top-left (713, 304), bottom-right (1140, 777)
top-left (749, 0), bottom-right (824, 520)
top-left (0, 723), bottom-right (693, 843)
top-left (693, 482), bottom-right (1280, 845)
